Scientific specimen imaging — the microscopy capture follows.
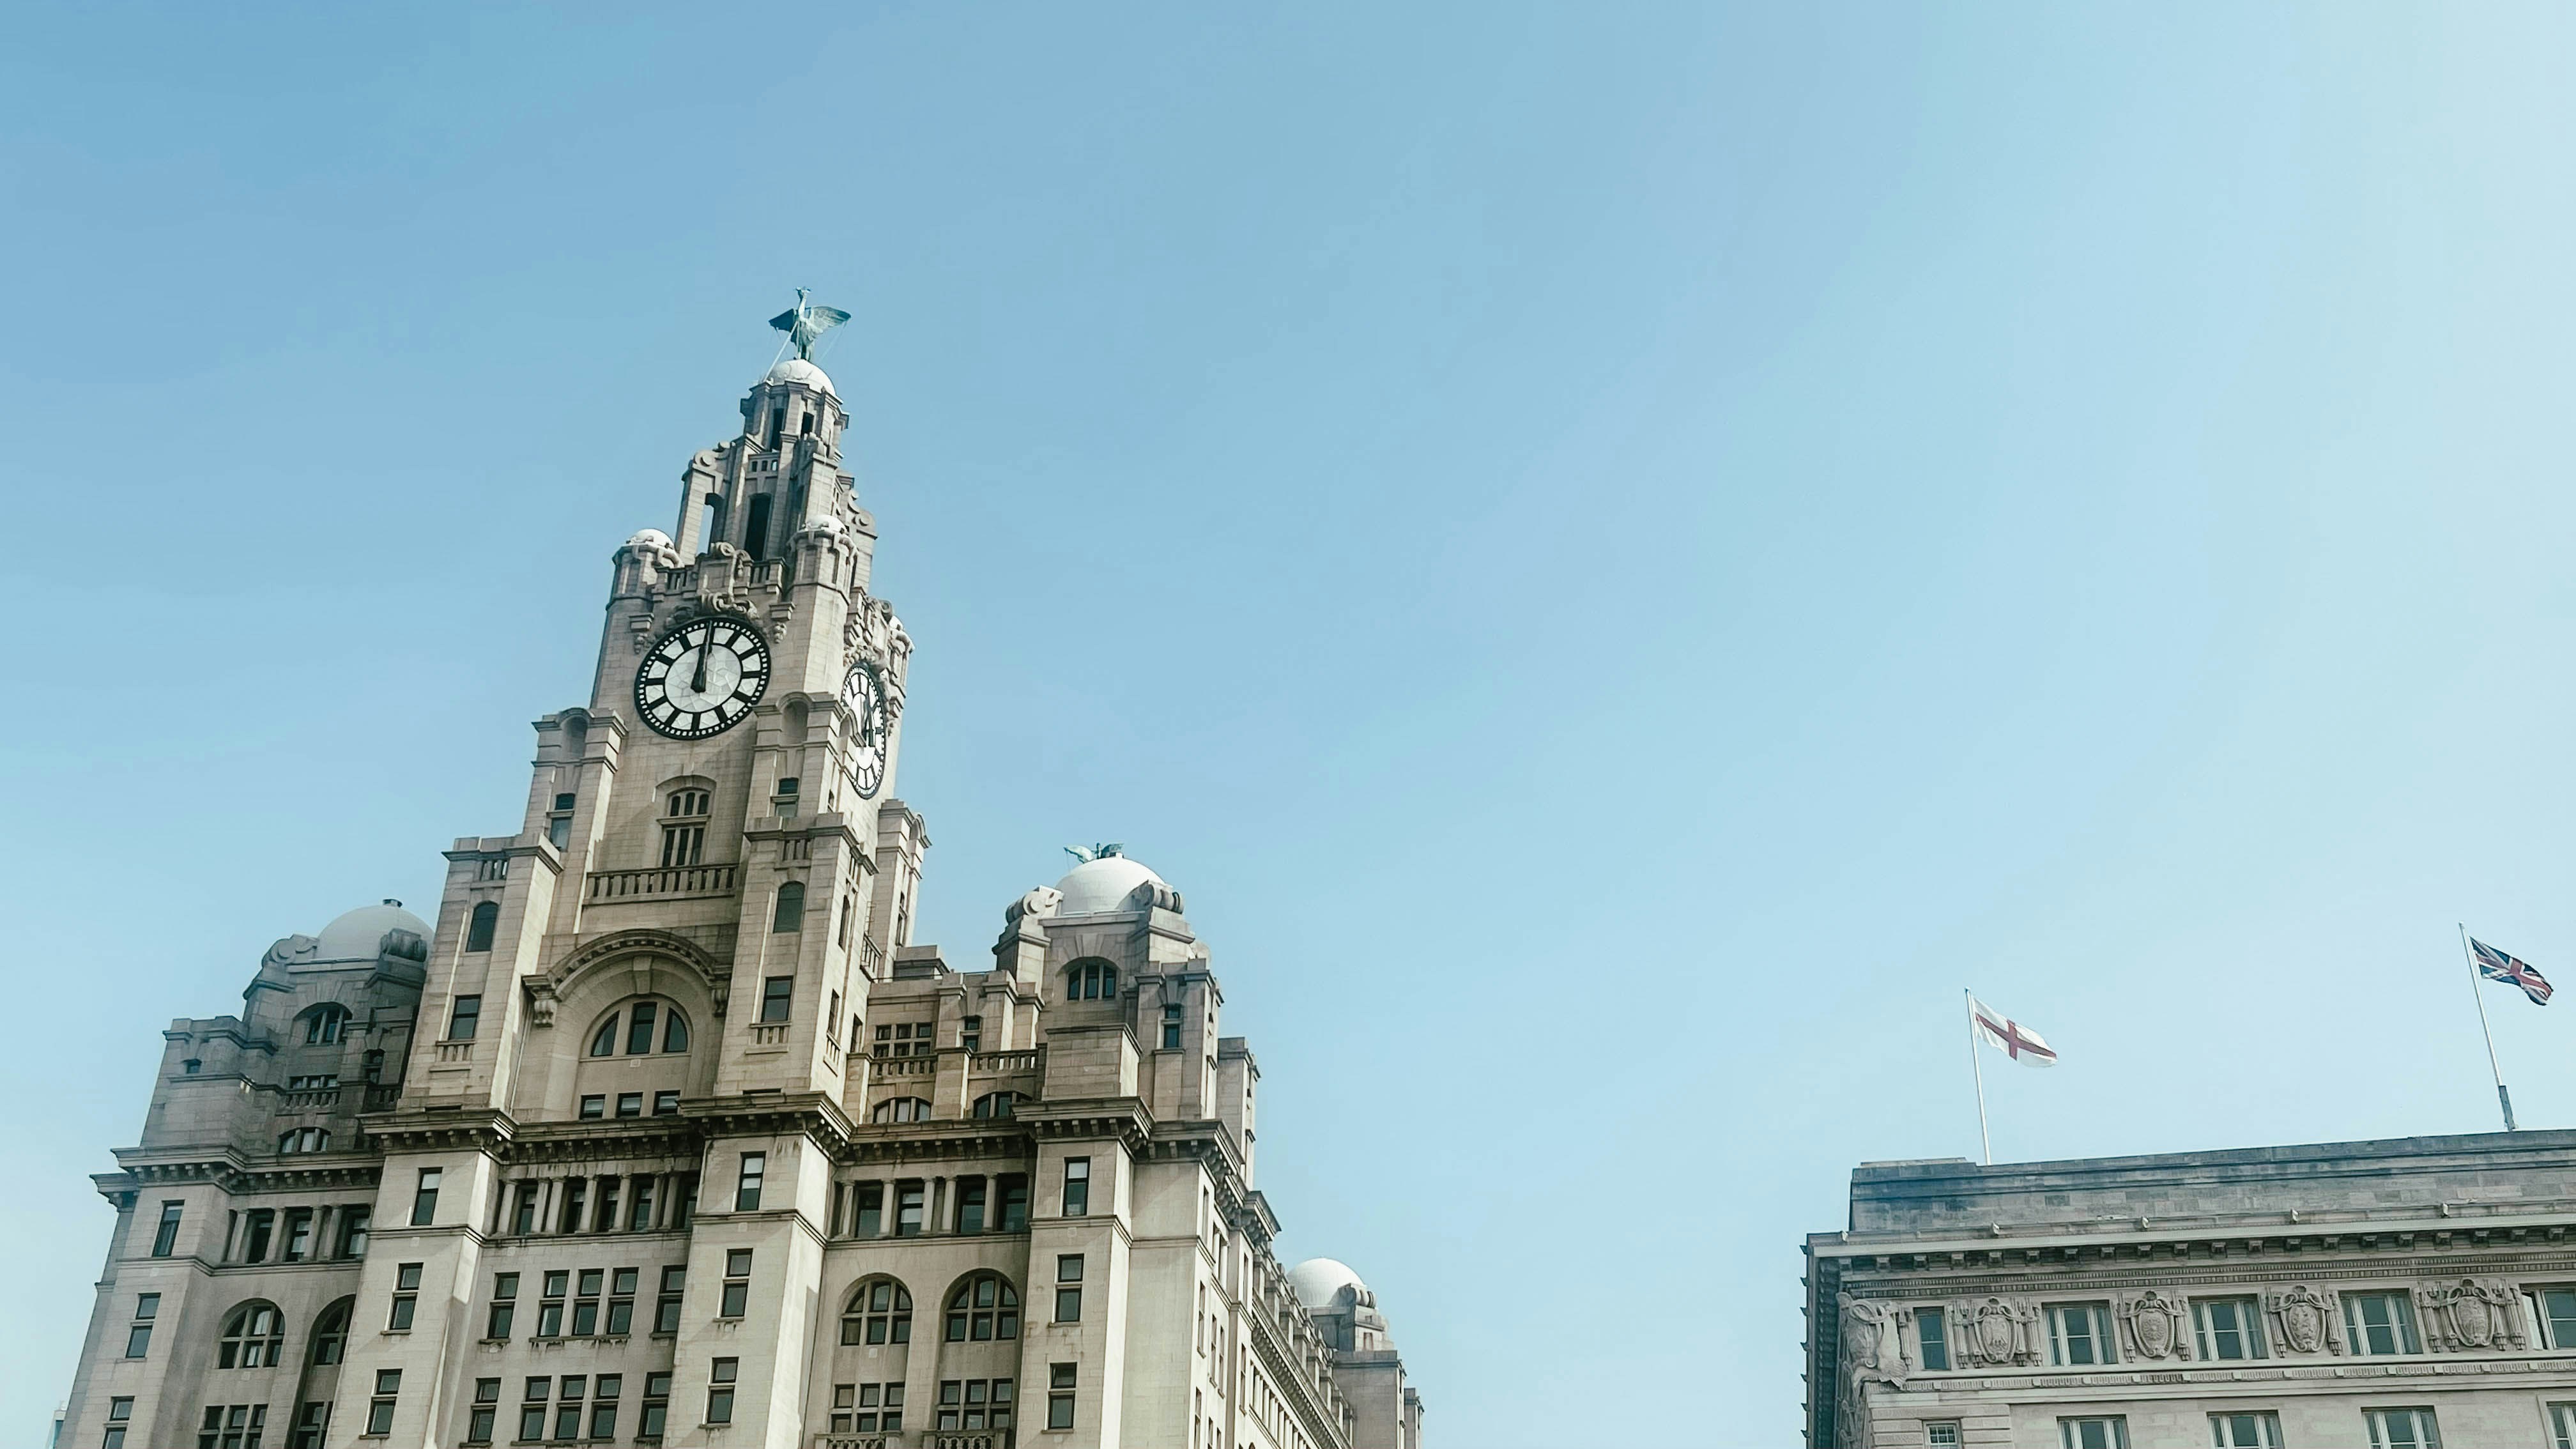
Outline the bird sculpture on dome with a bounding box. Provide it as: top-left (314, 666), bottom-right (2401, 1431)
top-left (769, 288), bottom-right (851, 360)
top-left (1064, 843), bottom-right (1125, 864)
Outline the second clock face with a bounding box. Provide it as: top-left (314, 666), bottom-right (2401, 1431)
top-left (636, 617), bottom-right (770, 739)
top-left (842, 659), bottom-right (888, 798)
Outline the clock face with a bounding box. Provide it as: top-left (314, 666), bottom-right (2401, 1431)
top-left (841, 659), bottom-right (889, 798)
top-left (635, 617), bottom-right (770, 739)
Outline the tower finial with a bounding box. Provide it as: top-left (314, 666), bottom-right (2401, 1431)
top-left (768, 288), bottom-right (852, 361)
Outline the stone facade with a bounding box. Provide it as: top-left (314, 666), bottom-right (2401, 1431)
top-left (1804, 1131), bottom-right (2576, 1448)
top-left (57, 344), bottom-right (1423, 1449)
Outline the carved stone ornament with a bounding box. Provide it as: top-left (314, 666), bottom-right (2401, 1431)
top-left (2421, 1278), bottom-right (2524, 1353)
top-left (1835, 1293), bottom-right (1904, 1449)
top-left (2119, 1290), bottom-right (2190, 1361)
top-left (525, 980), bottom-right (557, 1029)
top-left (2265, 1285), bottom-right (2339, 1356)
top-left (1956, 1296), bottom-right (2041, 1367)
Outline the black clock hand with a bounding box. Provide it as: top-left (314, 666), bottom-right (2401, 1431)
top-left (689, 629), bottom-right (710, 694)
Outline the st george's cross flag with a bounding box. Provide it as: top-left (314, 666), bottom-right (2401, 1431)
top-left (1969, 995), bottom-right (2058, 1066)
top-left (2472, 939), bottom-right (2554, 1006)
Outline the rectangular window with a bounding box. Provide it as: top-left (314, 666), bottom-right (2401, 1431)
top-left (1915, 1307), bottom-right (1949, 1371)
top-left (653, 1088), bottom-right (680, 1116)
top-left (999, 1174), bottom-right (1029, 1231)
top-left (656, 1265), bottom-right (687, 1333)
top-left (616, 1091), bottom-right (643, 1118)
top-left (707, 1358), bottom-right (739, 1425)
top-left (595, 1179), bottom-right (623, 1233)
top-left (337, 1205), bottom-right (369, 1259)
top-left (198, 1404), bottom-right (268, 1449)
top-left (367, 1370), bottom-right (401, 1436)
top-left (2549, 1402), bottom-right (2576, 1449)
top-left (1056, 1254), bottom-right (1084, 1322)
top-left (410, 1168), bottom-right (441, 1226)
top-left (962, 1014), bottom-right (982, 1053)
top-left (553, 1376), bottom-right (585, 1441)
top-left (1926, 1423), bottom-right (1960, 1449)
top-left (722, 1247), bottom-right (752, 1317)
top-left (519, 1379), bottom-right (548, 1442)
top-left (289, 1400), bottom-right (329, 1449)
top-left (855, 1181), bottom-right (884, 1237)
top-left (151, 1201), bottom-right (183, 1257)
top-left (447, 994), bottom-right (480, 1040)
top-left (896, 1181), bottom-right (925, 1236)
top-left (957, 1177), bottom-right (987, 1234)
top-left (388, 1261), bottom-right (422, 1330)
top-left (579, 1093), bottom-right (606, 1119)
top-left (538, 1271), bottom-right (568, 1337)
top-left (509, 1183), bottom-right (537, 1236)
top-left (629, 1176), bottom-right (658, 1232)
top-left (608, 1268), bottom-right (638, 1334)
top-left (1048, 1363), bottom-right (1077, 1430)
top-left (124, 1294), bottom-right (157, 1358)
top-left (2343, 1292), bottom-right (2423, 1356)
top-left (560, 1178), bottom-right (588, 1233)
top-left (659, 822), bottom-right (703, 868)
top-left (280, 1208), bottom-right (313, 1262)
top-left (487, 1273), bottom-right (518, 1339)
top-left (935, 1378), bottom-right (1015, 1432)
top-left (590, 1375), bottom-right (621, 1439)
top-left (827, 990), bottom-right (842, 1044)
top-left (2193, 1297), bottom-right (2268, 1360)
top-left (2058, 1418), bottom-right (2128, 1449)
top-left (573, 1268), bottom-right (602, 1335)
top-left (640, 1373), bottom-right (671, 1439)
top-left (760, 976), bottom-right (793, 1022)
top-left (243, 1209), bottom-right (274, 1262)
top-left (103, 1397), bottom-right (133, 1449)
top-left (2538, 1288), bottom-right (2576, 1349)
top-left (466, 1380), bottom-right (498, 1445)
top-left (736, 1152), bottom-right (765, 1211)
top-left (2212, 1411), bottom-right (2283, 1448)
top-left (1062, 1156), bottom-right (1091, 1217)
top-left (2364, 1407), bottom-right (2441, 1448)
top-left (1163, 1002), bottom-right (1183, 1049)
top-left (2046, 1302), bottom-right (2117, 1366)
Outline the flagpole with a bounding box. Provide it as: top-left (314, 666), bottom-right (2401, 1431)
top-left (2459, 923), bottom-right (2516, 1131)
top-left (1966, 988), bottom-right (1992, 1166)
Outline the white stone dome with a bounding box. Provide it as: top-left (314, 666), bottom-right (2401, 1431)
top-left (314, 900), bottom-right (431, 962)
top-left (1289, 1258), bottom-right (1367, 1310)
top-left (763, 358), bottom-right (837, 395)
top-left (1052, 854), bottom-right (1165, 916)
top-left (625, 527), bottom-right (673, 551)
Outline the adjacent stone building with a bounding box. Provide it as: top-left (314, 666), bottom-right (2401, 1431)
top-left (56, 330), bottom-right (1423, 1449)
top-left (1804, 1131), bottom-right (2576, 1449)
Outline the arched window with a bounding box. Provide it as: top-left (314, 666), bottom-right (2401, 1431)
top-left (301, 1005), bottom-right (349, 1045)
top-left (841, 1278), bottom-right (913, 1345)
top-left (464, 901), bottom-right (499, 953)
top-left (590, 998), bottom-right (691, 1057)
top-left (971, 1092), bottom-right (1025, 1120)
top-left (278, 1128), bottom-right (330, 1154)
top-left (217, 1301), bottom-right (286, 1368)
top-left (1068, 961), bottom-right (1117, 1001)
top-left (944, 1275), bottom-right (1020, 1342)
top-left (871, 1098), bottom-right (932, 1124)
top-left (308, 1298), bottom-right (352, 1366)
top-left (772, 881), bottom-right (806, 933)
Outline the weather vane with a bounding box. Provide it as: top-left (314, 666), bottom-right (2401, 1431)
top-left (1064, 843), bottom-right (1124, 864)
top-left (769, 288), bottom-right (851, 361)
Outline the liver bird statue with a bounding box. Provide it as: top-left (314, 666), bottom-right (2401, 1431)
top-left (769, 288), bottom-right (851, 360)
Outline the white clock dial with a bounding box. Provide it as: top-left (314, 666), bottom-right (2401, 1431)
top-left (636, 617), bottom-right (770, 739)
top-left (841, 660), bottom-right (889, 798)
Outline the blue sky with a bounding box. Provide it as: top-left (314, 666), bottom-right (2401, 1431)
top-left (6, 3), bottom-right (2576, 1443)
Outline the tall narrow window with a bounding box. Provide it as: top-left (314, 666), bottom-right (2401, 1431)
top-left (1048, 1364), bottom-right (1077, 1430)
top-left (707, 1359), bottom-right (739, 1425)
top-left (1915, 1307), bottom-right (1949, 1371)
top-left (337, 1206), bottom-right (370, 1258)
top-left (308, 1300), bottom-right (349, 1364)
top-left (700, 494), bottom-right (723, 549)
top-left (388, 1262), bottom-right (422, 1330)
top-left (123, 1294), bottom-right (157, 1358)
top-left (2540, 1289), bottom-right (2576, 1349)
top-left (284, 1204), bottom-right (319, 1254)
top-left (103, 1397), bottom-right (132, 1449)
top-left (150, 1201), bottom-right (183, 1257)
top-left (1163, 1003), bottom-right (1183, 1049)
top-left (854, 1182), bottom-right (884, 1238)
top-left (2343, 1292), bottom-right (2423, 1356)
top-left (2193, 1298), bottom-right (2268, 1360)
top-left (589, 1375), bottom-right (621, 1440)
top-left (801, 410), bottom-right (816, 436)
top-left (2045, 1303), bottom-right (2115, 1366)
top-left (743, 494), bottom-right (773, 558)
top-left (368, 1370), bottom-right (401, 1436)
top-left (773, 882), bottom-right (806, 932)
top-left (656, 1267), bottom-right (686, 1333)
top-left (447, 994), bottom-right (481, 1041)
top-left (1055, 1255), bottom-right (1084, 1322)
top-left (625, 1000), bottom-right (659, 1055)
top-left (736, 1153), bottom-right (765, 1211)
top-left (999, 1174), bottom-right (1029, 1231)
top-left (464, 901), bottom-right (498, 952)
top-left (956, 1178), bottom-right (987, 1234)
top-left (608, 1270), bottom-right (638, 1334)
top-left (1061, 1157), bottom-right (1091, 1218)
top-left (896, 1181), bottom-right (925, 1236)
top-left (411, 1168), bottom-right (442, 1226)
top-left (467, 1381), bottom-right (498, 1445)
top-left (640, 1375), bottom-right (671, 1439)
top-left (722, 1248), bottom-right (753, 1317)
top-left (487, 1273), bottom-right (518, 1338)
top-left (760, 976), bottom-right (793, 1022)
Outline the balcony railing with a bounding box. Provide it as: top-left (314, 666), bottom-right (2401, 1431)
top-left (587, 862), bottom-right (738, 903)
top-left (971, 1049), bottom-right (1042, 1075)
top-left (276, 1088), bottom-right (341, 1111)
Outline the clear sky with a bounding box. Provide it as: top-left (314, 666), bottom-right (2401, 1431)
top-left (6, 4), bottom-right (2576, 1443)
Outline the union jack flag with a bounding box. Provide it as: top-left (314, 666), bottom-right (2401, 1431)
top-left (2473, 939), bottom-right (2554, 1006)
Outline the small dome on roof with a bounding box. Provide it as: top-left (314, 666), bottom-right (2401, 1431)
top-left (763, 358), bottom-right (836, 395)
top-left (314, 900), bottom-right (431, 963)
top-left (1053, 853), bottom-right (1165, 916)
top-left (1289, 1258), bottom-right (1368, 1310)
top-left (625, 528), bottom-right (673, 551)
